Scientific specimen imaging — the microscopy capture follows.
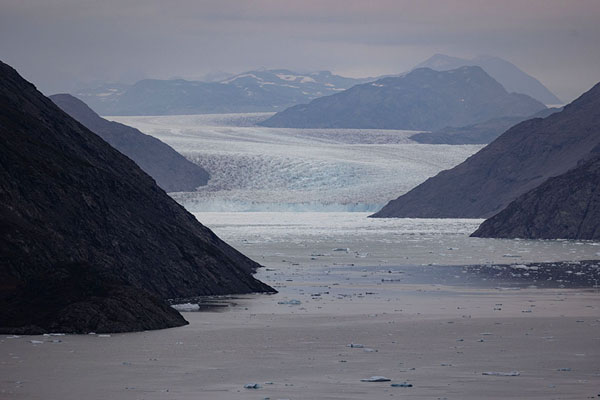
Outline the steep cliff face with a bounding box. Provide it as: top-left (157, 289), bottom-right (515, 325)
top-left (471, 154), bottom-right (600, 239)
top-left (260, 66), bottom-right (546, 130)
top-left (0, 60), bottom-right (274, 334)
top-left (372, 82), bottom-right (600, 218)
top-left (50, 94), bottom-right (209, 192)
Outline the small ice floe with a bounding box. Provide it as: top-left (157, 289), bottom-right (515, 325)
top-left (29, 340), bottom-right (43, 344)
top-left (98, 334), bottom-right (111, 338)
top-left (347, 343), bottom-right (364, 348)
top-left (243, 383), bottom-right (262, 389)
top-left (333, 248), bottom-right (349, 252)
top-left (482, 371), bottom-right (520, 376)
top-left (171, 303), bottom-right (200, 312)
top-left (363, 348), bottom-right (377, 353)
top-left (390, 382), bottom-right (413, 387)
top-left (361, 376), bottom-right (391, 382)
top-left (277, 299), bottom-right (301, 305)
top-left (6, 335), bottom-right (20, 339)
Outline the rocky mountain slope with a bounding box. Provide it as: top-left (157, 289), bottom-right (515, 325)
top-left (410, 108), bottom-right (561, 145)
top-left (0, 60), bottom-right (274, 334)
top-left (260, 66), bottom-right (546, 131)
top-left (415, 54), bottom-right (561, 104)
top-left (73, 69), bottom-right (372, 116)
top-left (372, 82), bottom-right (600, 218)
top-left (50, 94), bottom-right (209, 192)
top-left (471, 153), bottom-right (600, 239)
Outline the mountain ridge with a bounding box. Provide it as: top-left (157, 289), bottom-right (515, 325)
top-left (415, 53), bottom-right (561, 104)
top-left (371, 81), bottom-right (600, 218)
top-left (471, 154), bottom-right (600, 239)
top-left (259, 66), bottom-right (546, 131)
top-left (73, 69), bottom-right (373, 116)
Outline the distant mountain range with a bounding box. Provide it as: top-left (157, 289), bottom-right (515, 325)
top-left (0, 60), bottom-right (273, 334)
top-left (472, 152), bottom-right (600, 240)
top-left (372, 81), bottom-right (600, 219)
top-left (415, 54), bottom-right (561, 105)
top-left (50, 94), bottom-right (209, 192)
top-left (260, 66), bottom-right (546, 131)
top-left (73, 69), bottom-right (373, 116)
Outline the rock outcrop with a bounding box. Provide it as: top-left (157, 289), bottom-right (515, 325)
top-left (472, 154), bottom-right (600, 239)
top-left (50, 94), bottom-right (209, 192)
top-left (372, 82), bottom-right (600, 218)
top-left (0, 60), bottom-right (274, 334)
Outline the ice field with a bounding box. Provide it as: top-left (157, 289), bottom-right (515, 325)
top-left (110, 113), bottom-right (482, 212)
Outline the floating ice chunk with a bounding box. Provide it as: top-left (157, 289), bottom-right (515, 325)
top-left (333, 248), bottom-right (350, 252)
top-left (98, 334), bottom-right (111, 338)
top-left (347, 343), bottom-right (364, 348)
top-left (363, 348), bottom-right (377, 353)
top-left (482, 371), bottom-right (520, 376)
top-left (244, 383), bottom-right (262, 389)
top-left (171, 303), bottom-right (200, 312)
top-left (277, 299), bottom-right (301, 305)
top-left (391, 382), bottom-right (413, 387)
top-left (361, 376), bottom-right (391, 382)
top-left (29, 340), bottom-right (43, 344)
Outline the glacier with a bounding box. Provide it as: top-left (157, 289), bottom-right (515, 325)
top-left (109, 113), bottom-right (482, 212)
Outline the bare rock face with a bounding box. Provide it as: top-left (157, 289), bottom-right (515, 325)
top-left (372, 82), bottom-right (600, 218)
top-left (260, 66), bottom-right (546, 130)
top-left (0, 60), bottom-right (274, 334)
top-left (50, 93), bottom-right (209, 192)
top-left (472, 154), bottom-right (600, 239)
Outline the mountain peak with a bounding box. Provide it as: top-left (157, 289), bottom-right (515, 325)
top-left (415, 54), bottom-right (561, 104)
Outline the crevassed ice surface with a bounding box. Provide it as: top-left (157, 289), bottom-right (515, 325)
top-left (110, 113), bottom-right (482, 212)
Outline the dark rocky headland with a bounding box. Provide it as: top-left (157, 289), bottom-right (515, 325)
top-left (0, 60), bottom-right (274, 334)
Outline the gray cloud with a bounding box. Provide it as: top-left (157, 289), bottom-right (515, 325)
top-left (1, 0), bottom-right (598, 101)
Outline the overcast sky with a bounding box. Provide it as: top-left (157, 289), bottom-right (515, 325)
top-left (1, 0), bottom-right (598, 101)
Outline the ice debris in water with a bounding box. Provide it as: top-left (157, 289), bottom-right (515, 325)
top-left (244, 383), bottom-right (262, 389)
top-left (361, 376), bottom-right (391, 382)
top-left (482, 371), bottom-right (520, 376)
top-left (277, 299), bottom-right (301, 305)
top-left (347, 343), bottom-right (364, 348)
top-left (391, 382), bottom-right (413, 387)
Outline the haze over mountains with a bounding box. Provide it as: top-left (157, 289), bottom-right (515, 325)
top-left (415, 54), bottom-right (562, 105)
top-left (50, 94), bottom-right (209, 192)
top-left (0, 60), bottom-right (273, 334)
top-left (74, 69), bottom-right (372, 116)
top-left (260, 66), bottom-right (546, 131)
top-left (372, 82), bottom-right (600, 219)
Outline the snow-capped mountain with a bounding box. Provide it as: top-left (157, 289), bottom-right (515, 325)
top-left (73, 69), bottom-right (373, 116)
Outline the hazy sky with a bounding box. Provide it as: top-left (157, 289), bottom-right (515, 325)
top-left (1, 0), bottom-right (599, 101)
